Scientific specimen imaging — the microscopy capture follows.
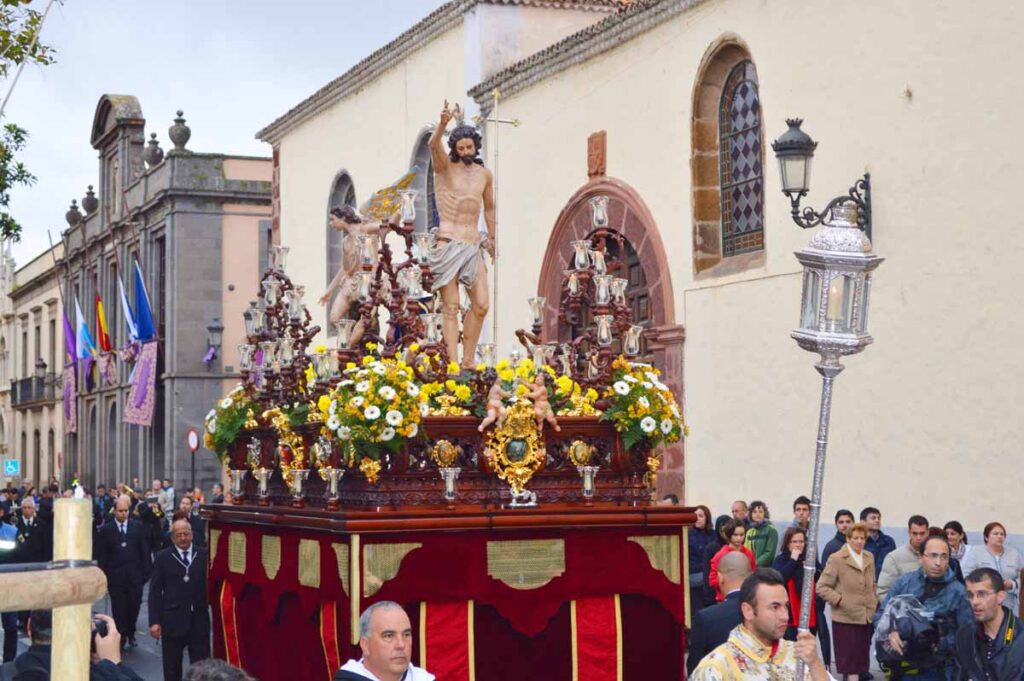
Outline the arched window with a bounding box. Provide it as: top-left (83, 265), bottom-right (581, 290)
top-left (409, 131), bottom-right (439, 233)
top-left (326, 172), bottom-right (356, 290)
top-left (692, 39), bottom-right (766, 275)
top-left (32, 429), bottom-right (40, 483)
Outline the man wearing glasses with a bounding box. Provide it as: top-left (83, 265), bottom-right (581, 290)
top-left (955, 567), bottom-right (1024, 680)
top-left (878, 534), bottom-right (972, 680)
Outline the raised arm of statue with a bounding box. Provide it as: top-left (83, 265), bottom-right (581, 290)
top-left (429, 100), bottom-right (453, 173)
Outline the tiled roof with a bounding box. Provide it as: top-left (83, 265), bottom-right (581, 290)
top-left (255, 0), bottom-right (621, 144)
top-left (469, 0), bottom-right (706, 112)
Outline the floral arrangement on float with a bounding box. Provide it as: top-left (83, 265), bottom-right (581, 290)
top-left (204, 384), bottom-right (258, 465)
top-left (316, 343), bottom-right (428, 482)
top-left (602, 356), bottom-right (686, 450)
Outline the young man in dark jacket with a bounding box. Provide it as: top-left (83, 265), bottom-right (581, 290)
top-left (956, 567), bottom-right (1024, 680)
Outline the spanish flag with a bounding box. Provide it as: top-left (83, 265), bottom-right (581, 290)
top-left (95, 292), bottom-right (112, 352)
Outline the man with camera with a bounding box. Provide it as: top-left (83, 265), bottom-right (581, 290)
top-left (954, 567), bottom-right (1024, 680)
top-left (0, 610), bottom-right (143, 680)
top-left (876, 534), bottom-right (972, 680)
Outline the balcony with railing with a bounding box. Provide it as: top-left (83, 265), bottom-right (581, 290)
top-left (11, 365), bottom-right (58, 408)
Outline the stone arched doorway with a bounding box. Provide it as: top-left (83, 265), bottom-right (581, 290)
top-left (536, 177), bottom-right (687, 499)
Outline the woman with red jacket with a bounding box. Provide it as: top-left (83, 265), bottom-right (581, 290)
top-left (771, 526), bottom-right (822, 640)
top-left (708, 518), bottom-right (756, 601)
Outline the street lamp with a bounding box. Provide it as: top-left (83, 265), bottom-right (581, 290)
top-left (774, 120), bottom-right (884, 681)
top-left (205, 317), bottom-right (224, 369)
top-left (772, 118), bottom-right (873, 240)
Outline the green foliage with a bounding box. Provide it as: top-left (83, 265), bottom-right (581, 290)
top-left (0, 0), bottom-right (58, 241)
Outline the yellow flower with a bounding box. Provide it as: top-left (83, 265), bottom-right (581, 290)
top-left (555, 375), bottom-right (573, 396)
top-left (475, 363), bottom-right (485, 372)
top-left (362, 356), bottom-right (373, 366)
top-left (495, 358), bottom-right (510, 371)
top-left (447, 362), bottom-right (461, 375)
top-left (314, 344), bottom-right (328, 353)
top-left (317, 395), bottom-right (332, 413)
top-left (366, 342), bottom-right (377, 351)
top-left (515, 383), bottom-right (529, 397)
top-left (454, 385), bottom-right (471, 402)
top-left (585, 388), bottom-right (598, 401)
top-left (498, 369), bottom-right (514, 382)
top-left (304, 365), bottom-right (316, 384)
top-left (345, 362), bottom-right (356, 370)
top-left (542, 364), bottom-right (556, 376)
top-left (445, 379), bottom-right (457, 392)
top-left (409, 343), bottom-right (420, 352)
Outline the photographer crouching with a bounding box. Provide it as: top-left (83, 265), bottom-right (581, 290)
top-left (0, 611), bottom-right (143, 680)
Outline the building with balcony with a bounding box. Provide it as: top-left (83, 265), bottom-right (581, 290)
top-left (2, 241), bottom-right (63, 486)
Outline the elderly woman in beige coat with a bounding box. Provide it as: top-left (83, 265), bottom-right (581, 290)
top-left (816, 522), bottom-right (877, 681)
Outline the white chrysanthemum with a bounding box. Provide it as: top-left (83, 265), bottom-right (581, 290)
top-left (364, 405), bottom-right (381, 420)
top-left (645, 371), bottom-right (660, 382)
top-left (220, 398), bottom-right (233, 409)
top-left (350, 396), bottom-right (365, 408)
top-left (373, 364), bottom-right (387, 376)
top-left (385, 410), bottom-right (403, 426)
top-left (326, 415), bottom-right (341, 431)
top-left (638, 396), bottom-right (650, 409)
top-left (339, 379), bottom-right (355, 387)
top-left (419, 402), bottom-right (430, 417)
top-left (623, 375), bottom-right (638, 383)
top-left (670, 404), bottom-right (680, 418)
top-left (329, 400), bottom-right (338, 415)
top-left (356, 381), bottom-right (370, 393)
top-left (338, 426), bottom-right (351, 440)
top-left (207, 418), bottom-right (217, 434)
top-left (380, 427), bottom-right (396, 441)
top-left (654, 381), bottom-right (669, 392)
top-left (642, 381), bottom-right (653, 389)
top-left (378, 386), bottom-right (397, 400)
top-left (613, 381), bottom-right (630, 396)
top-left (230, 384), bottom-right (244, 395)
top-left (206, 409), bottom-right (216, 421)
top-left (660, 418), bottom-right (673, 434)
top-left (640, 416), bottom-right (657, 434)
top-left (407, 423), bottom-right (418, 438)
top-left (406, 384), bottom-right (420, 397)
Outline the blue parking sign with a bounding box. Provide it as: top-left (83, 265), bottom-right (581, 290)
top-left (3, 459), bottom-right (19, 476)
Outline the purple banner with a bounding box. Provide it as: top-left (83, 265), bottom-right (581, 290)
top-left (98, 352), bottom-right (118, 387)
top-left (124, 341), bottom-right (158, 426)
top-left (63, 364), bottom-right (77, 434)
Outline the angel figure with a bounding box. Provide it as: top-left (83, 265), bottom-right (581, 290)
top-left (527, 373), bottom-right (561, 432)
top-left (477, 368), bottom-right (512, 432)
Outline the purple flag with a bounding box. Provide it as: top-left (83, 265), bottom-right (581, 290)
top-left (63, 364), bottom-right (77, 434)
top-left (124, 341), bottom-right (158, 426)
top-left (63, 312), bottom-right (77, 366)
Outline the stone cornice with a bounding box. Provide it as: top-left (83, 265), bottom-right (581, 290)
top-left (470, 0), bottom-right (707, 113)
top-left (255, 0), bottom-right (619, 145)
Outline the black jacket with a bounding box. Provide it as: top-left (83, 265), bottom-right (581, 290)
top-left (687, 590), bottom-right (742, 675)
top-left (955, 607), bottom-right (1024, 681)
top-left (0, 644), bottom-right (144, 680)
top-left (820, 531), bottom-right (846, 567)
top-left (93, 494), bottom-right (114, 527)
top-left (14, 516), bottom-right (50, 563)
top-left (97, 519), bottom-right (151, 586)
top-left (148, 545), bottom-right (209, 639)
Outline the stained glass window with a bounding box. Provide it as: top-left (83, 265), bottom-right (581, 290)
top-left (719, 60), bottom-right (765, 257)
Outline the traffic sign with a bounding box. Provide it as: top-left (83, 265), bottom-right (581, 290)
top-left (186, 428), bottom-right (200, 453)
top-left (3, 460), bottom-right (19, 476)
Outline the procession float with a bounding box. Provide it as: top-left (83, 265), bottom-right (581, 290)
top-left (202, 110), bottom-right (695, 680)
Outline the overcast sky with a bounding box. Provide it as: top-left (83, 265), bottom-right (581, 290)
top-left (6, 0), bottom-right (445, 266)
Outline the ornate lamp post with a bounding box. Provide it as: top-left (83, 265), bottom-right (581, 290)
top-left (773, 121), bottom-right (884, 681)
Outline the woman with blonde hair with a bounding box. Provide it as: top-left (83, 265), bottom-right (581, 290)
top-left (816, 522), bottom-right (877, 681)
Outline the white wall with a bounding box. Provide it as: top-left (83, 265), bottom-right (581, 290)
top-left (487, 0), bottom-right (1024, 531)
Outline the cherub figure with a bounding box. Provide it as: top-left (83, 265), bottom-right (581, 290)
top-left (527, 373), bottom-right (561, 432)
top-left (478, 368), bottom-right (512, 432)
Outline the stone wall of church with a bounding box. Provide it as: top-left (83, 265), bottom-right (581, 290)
top-left (485, 0), bottom-right (1024, 530)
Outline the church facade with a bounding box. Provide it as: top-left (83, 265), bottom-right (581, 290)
top-left (259, 0), bottom-right (1024, 529)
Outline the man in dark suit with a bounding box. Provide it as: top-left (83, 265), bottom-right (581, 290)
top-left (14, 497), bottom-right (51, 564)
top-left (177, 497), bottom-right (206, 548)
top-left (687, 551), bottom-right (753, 675)
top-left (98, 496), bottom-right (151, 649)
top-left (94, 484), bottom-right (114, 527)
top-left (149, 516), bottom-right (210, 681)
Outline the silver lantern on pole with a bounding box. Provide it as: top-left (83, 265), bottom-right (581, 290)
top-left (773, 119), bottom-right (883, 681)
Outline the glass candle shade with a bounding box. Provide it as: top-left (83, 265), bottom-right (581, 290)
top-left (572, 240), bottom-right (591, 270)
top-left (262, 276), bottom-right (281, 307)
top-left (251, 306), bottom-right (266, 333)
top-left (271, 245), bottom-right (290, 272)
top-left (358, 234), bottom-right (380, 267)
top-left (288, 286), bottom-right (305, 321)
top-left (624, 325), bottom-right (643, 357)
top-left (565, 270), bottom-right (580, 296)
top-left (611, 277), bottom-right (628, 304)
top-left (415, 233), bottom-right (433, 264)
top-left (477, 343), bottom-right (496, 368)
top-left (589, 195), bottom-right (610, 229)
top-left (357, 271), bottom-right (374, 303)
top-left (590, 249), bottom-right (607, 275)
top-left (246, 437), bottom-right (262, 469)
top-left (578, 465), bottom-right (599, 500)
top-left (289, 469), bottom-right (310, 499)
top-left (422, 313), bottom-right (442, 343)
top-left (238, 344), bottom-right (254, 371)
top-left (594, 275), bottom-right (612, 305)
top-left (335, 319), bottom-right (356, 348)
top-left (595, 315), bottom-right (614, 346)
top-left (399, 189), bottom-right (418, 222)
top-left (278, 338), bottom-right (295, 366)
top-left (527, 297), bottom-right (546, 327)
top-left (439, 467), bottom-right (461, 503)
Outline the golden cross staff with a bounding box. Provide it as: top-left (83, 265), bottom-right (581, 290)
top-left (475, 89), bottom-right (521, 347)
